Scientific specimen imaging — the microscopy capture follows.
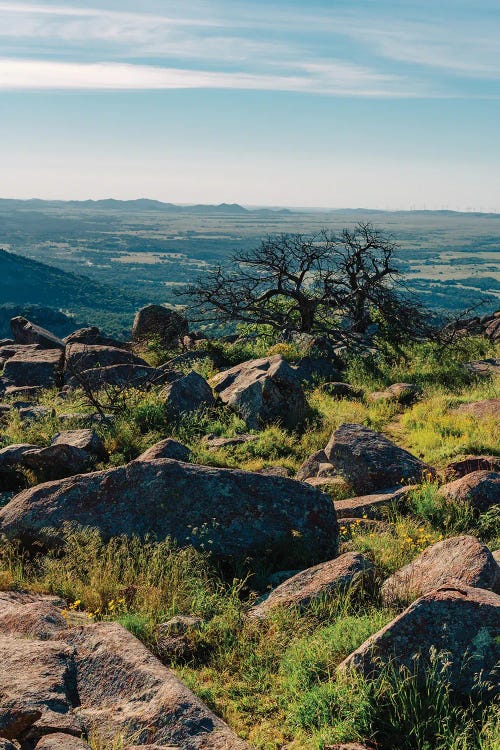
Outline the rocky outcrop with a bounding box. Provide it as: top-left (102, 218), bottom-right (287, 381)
top-left (381, 536), bottom-right (500, 605)
top-left (64, 327), bottom-right (127, 349)
top-left (0, 458), bottom-right (339, 565)
top-left (339, 584), bottom-right (500, 697)
top-left (211, 355), bottom-right (308, 430)
top-left (65, 344), bottom-right (147, 377)
top-left (2, 349), bottom-right (64, 389)
top-left (161, 371), bottom-right (215, 418)
top-left (10, 317), bottom-right (64, 350)
top-left (132, 305), bottom-right (188, 350)
top-left (323, 424), bottom-right (434, 494)
top-left (0, 593), bottom-right (248, 749)
top-left (248, 552), bottom-right (373, 619)
top-left (334, 486), bottom-right (414, 519)
top-left (437, 471), bottom-right (500, 513)
top-left (445, 455), bottom-right (500, 479)
top-left (137, 439), bottom-right (191, 463)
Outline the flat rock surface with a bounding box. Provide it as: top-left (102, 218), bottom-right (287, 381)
top-left (334, 486), bottom-right (415, 519)
top-left (454, 398), bottom-right (500, 419)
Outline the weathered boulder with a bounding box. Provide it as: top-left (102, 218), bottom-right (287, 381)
top-left (455, 398), bottom-right (500, 420)
top-left (132, 305), bottom-right (188, 349)
top-left (465, 358), bottom-right (500, 377)
top-left (381, 536), bottom-right (500, 606)
top-left (339, 585), bottom-right (500, 697)
top-left (2, 349), bottom-right (64, 389)
top-left (445, 455), bottom-right (500, 479)
top-left (161, 371), bottom-right (215, 419)
top-left (0, 444), bottom-right (39, 468)
top-left (51, 430), bottom-right (108, 461)
top-left (291, 356), bottom-right (340, 385)
top-left (35, 734), bottom-right (90, 750)
top-left (0, 593), bottom-right (247, 750)
top-left (334, 486), bottom-right (416, 519)
top-left (19, 406), bottom-right (54, 422)
top-left (4, 385), bottom-right (44, 400)
top-left (65, 363), bottom-right (170, 391)
top-left (211, 355), bottom-right (308, 430)
top-left (369, 383), bottom-right (421, 405)
top-left (60, 621), bottom-right (248, 749)
top-left (138, 439), bottom-right (191, 463)
top-left (154, 616), bottom-right (203, 662)
top-left (202, 434), bottom-right (259, 451)
top-left (64, 327), bottom-right (127, 349)
top-left (0, 344), bottom-right (41, 361)
top-left (65, 343), bottom-right (146, 375)
top-left (0, 458), bottom-right (339, 565)
top-left (324, 424), bottom-right (434, 494)
top-left (10, 317), bottom-right (63, 350)
top-left (249, 552), bottom-right (373, 619)
top-left (22, 444), bottom-right (91, 478)
top-left (437, 471), bottom-right (500, 513)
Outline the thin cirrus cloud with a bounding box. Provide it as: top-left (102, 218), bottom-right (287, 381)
top-left (0, 0), bottom-right (497, 95)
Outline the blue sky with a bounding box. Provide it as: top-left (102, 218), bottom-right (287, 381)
top-left (0, 0), bottom-right (499, 209)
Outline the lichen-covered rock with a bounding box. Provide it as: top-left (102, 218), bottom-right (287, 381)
top-left (249, 552), bottom-right (373, 619)
top-left (10, 317), bottom-right (63, 350)
top-left (0, 458), bottom-right (339, 565)
top-left (369, 383), bottom-right (421, 404)
top-left (338, 584), bottom-right (500, 697)
top-left (35, 733), bottom-right (90, 750)
top-left (211, 355), bottom-right (308, 430)
top-left (132, 305), bottom-right (188, 349)
top-left (65, 364), bottom-right (169, 391)
top-left (445, 455), bottom-right (500, 479)
top-left (324, 424), bottom-right (435, 494)
top-left (0, 591), bottom-right (68, 640)
top-left (51, 430), bottom-right (108, 461)
top-left (381, 536), bottom-right (500, 606)
top-left (137, 439), bottom-right (191, 463)
top-left (64, 327), bottom-right (127, 349)
top-left (437, 471), bottom-right (500, 513)
top-left (22, 444), bottom-right (91, 478)
top-left (455, 399), bottom-right (500, 419)
top-left (65, 344), bottom-right (147, 378)
top-left (2, 349), bottom-right (64, 389)
top-left (334, 486), bottom-right (416, 519)
top-left (161, 371), bottom-right (215, 418)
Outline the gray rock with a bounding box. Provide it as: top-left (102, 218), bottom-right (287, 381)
top-left (202, 434), bottom-right (259, 451)
top-left (22, 444), bottom-right (91, 478)
top-left (51, 430), bottom-right (108, 461)
top-left (334, 486), bottom-right (416, 519)
top-left (454, 399), bottom-right (500, 420)
top-left (18, 406), bottom-right (54, 422)
top-left (249, 552), bottom-right (373, 619)
top-left (138, 439), bottom-right (191, 463)
top-left (132, 305), bottom-right (188, 349)
top-left (65, 344), bottom-right (147, 377)
top-left (65, 364), bottom-right (169, 391)
top-left (64, 326), bottom-right (127, 349)
top-left (2, 349), bottom-right (64, 389)
top-left (319, 382), bottom-right (363, 399)
top-left (10, 317), bottom-right (63, 350)
top-left (445, 455), bottom-right (500, 479)
top-left (161, 371), bottom-right (215, 419)
top-left (437, 471), bottom-right (500, 513)
top-left (291, 356), bottom-right (340, 386)
top-left (381, 536), bottom-right (500, 606)
top-left (35, 734), bottom-right (89, 750)
top-left (339, 584), bottom-right (500, 698)
top-left (465, 359), bottom-right (500, 377)
top-left (324, 424), bottom-right (435, 494)
top-left (212, 355), bottom-right (308, 430)
top-left (0, 458), bottom-right (339, 566)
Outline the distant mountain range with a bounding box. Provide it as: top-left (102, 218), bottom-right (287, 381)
top-left (0, 199), bottom-right (291, 215)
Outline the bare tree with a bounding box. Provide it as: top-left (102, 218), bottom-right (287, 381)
top-left (181, 223), bottom-right (431, 346)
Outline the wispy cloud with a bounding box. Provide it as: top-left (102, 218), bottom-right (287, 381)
top-left (0, 57), bottom-right (417, 97)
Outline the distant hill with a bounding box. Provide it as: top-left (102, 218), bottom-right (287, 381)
top-left (0, 199), bottom-right (291, 215)
top-left (0, 249), bottom-right (138, 338)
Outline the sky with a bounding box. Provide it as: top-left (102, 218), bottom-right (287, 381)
top-left (0, 0), bottom-right (499, 209)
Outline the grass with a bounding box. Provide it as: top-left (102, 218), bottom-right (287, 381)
top-left (0, 335), bottom-right (499, 749)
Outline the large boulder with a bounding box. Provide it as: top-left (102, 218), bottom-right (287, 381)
top-left (161, 371), bottom-right (215, 419)
top-left (437, 471), bottom-right (500, 513)
top-left (381, 536), bottom-right (500, 606)
top-left (323, 424), bottom-right (435, 494)
top-left (339, 584), bottom-right (500, 697)
top-left (248, 552), bottom-right (373, 619)
top-left (64, 327), bottom-right (127, 349)
top-left (65, 363), bottom-right (171, 391)
top-left (465, 358), bottom-right (500, 377)
top-left (51, 430), bottom-right (108, 462)
top-left (0, 459), bottom-right (339, 565)
top-left (10, 317), bottom-right (63, 350)
top-left (2, 349), bottom-right (64, 389)
top-left (334, 486), bottom-right (414, 519)
top-left (0, 593), bottom-right (248, 750)
top-left (445, 455), bottom-right (500, 479)
top-left (137, 439), bottom-right (191, 463)
top-left (132, 305), bottom-right (188, 350)
top-left (21, 444), bottom-right (92, 479)
top-left (369, 383), bottom-right (421, 405)
top-left (65, 344), bottom-right (147, 378)
top-left (211, 355), bottom-right (308, 430)
top-left (291, 357), bottom-right (340, 386)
